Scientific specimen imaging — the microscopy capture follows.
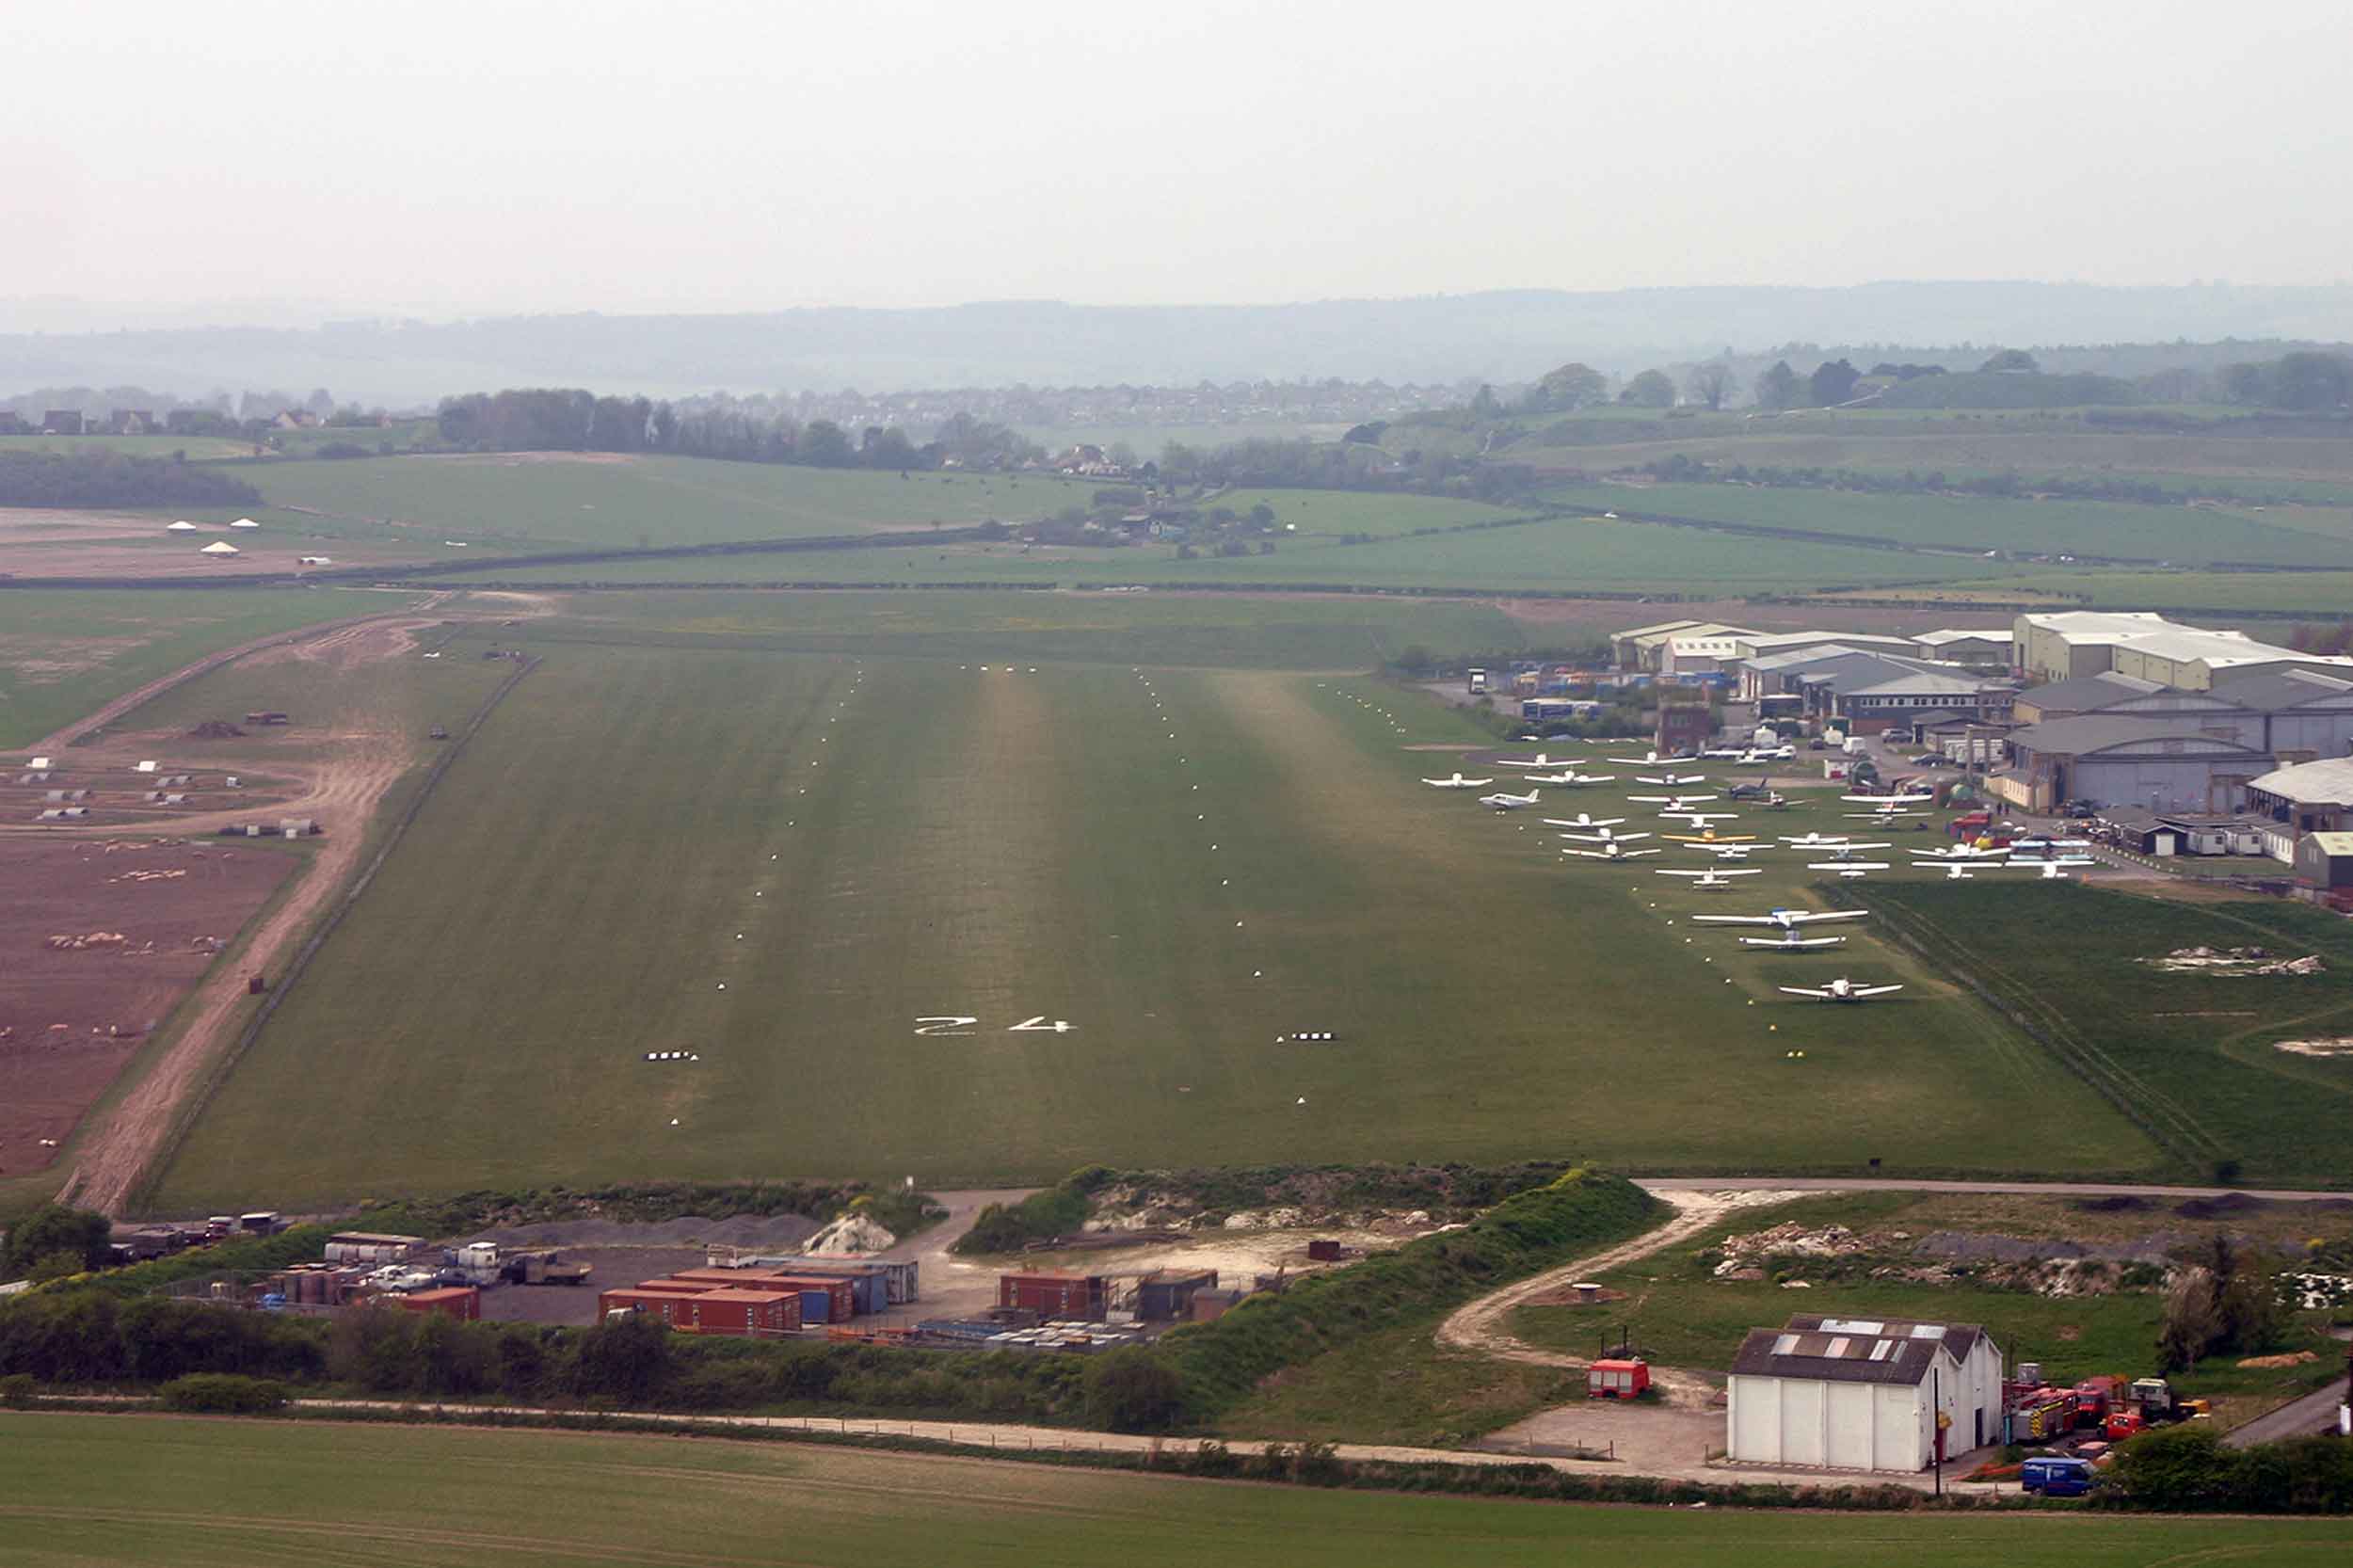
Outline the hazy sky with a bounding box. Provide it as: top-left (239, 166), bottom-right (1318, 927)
top-left (6, 0), bottom-right (2347, 323)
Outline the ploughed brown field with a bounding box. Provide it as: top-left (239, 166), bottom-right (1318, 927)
top-left (0, 836), bottom-right (294, 1175)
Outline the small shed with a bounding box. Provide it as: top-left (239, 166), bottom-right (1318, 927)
top-left (2294, 831), bottom-right (2353, 891)
top-left (1134, 1269), bottom-right (1219, 1322)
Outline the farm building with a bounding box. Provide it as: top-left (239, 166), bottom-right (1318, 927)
top-left (2294, 832), bottom-right (2353, 892)
top-left (1996, 718), bottom-right (2275, 814)
top-left (2248, 757), bottom-right (2353, 854)
top-left (40, 410), bottom-right (84, 436)
top-left (1727, 1314), bottom-right (2004, 1472)
top-left (2013, 611), bottom-right (2353, 690)
top-left (998, 1272), bottom-right (1109, 1322)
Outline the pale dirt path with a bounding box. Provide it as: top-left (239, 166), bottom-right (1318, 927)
top-left (1433, 1188), bottom-right (1803, 1405)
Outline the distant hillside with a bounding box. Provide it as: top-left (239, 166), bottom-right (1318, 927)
top-left (2, 282), bottom-right (2349, 404)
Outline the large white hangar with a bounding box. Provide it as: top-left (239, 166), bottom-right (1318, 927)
top-left (1727, 1314), bottom-right (2005, 1472)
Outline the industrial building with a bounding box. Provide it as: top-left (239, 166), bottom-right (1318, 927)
top-left (1909, 629), bottom-right (2013, 667)
top-left (1739, 646), bottom-right (2012, 732)
top-left (2013, 611), bottom-right (2353, 690)
top-left (1612, 619), bottom-right (1757, 671)
top-left (2012, 668), bottom-right (2353, 760)
top-left (1997, 717), bottom-right (2276, 814)
top-left (2247, 757), bottom-right (2353, 850)
top-left (1727, 1314), bottom-right (2004, 1472)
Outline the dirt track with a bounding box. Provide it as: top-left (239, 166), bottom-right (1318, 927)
top-left (41, 603), bottom-right (462, 1214)
top-left (1433, 1189), bottom-right (1803, 1405)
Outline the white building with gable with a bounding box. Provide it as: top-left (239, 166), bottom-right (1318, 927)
top-left (1727, 1313), bottom-right (2005, 1471)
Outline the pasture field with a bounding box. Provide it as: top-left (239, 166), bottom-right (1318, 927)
top-left (1994, 568), bottom-right (2353, 616)
top-left (1510, 1190), bottom-right (2353, 1405)
top-left (243, 454), bottom-right (1089, 552)
top-left (1863, 882), bottom-right (2353, 1187)
top-left (1200, 486), bottom-right (1528, 538)
top-left (440, 513), bottom-right (2019, 594)
top-left (15, 1415), bottom-right (2351, 1567)
top-left (0, 587), bottom-right (411, 747)
top-left (1513, 422), bottom-right (2353, 485)
top-left (155, 637), bottom-right (2152, 1210)
top-left (0, 432), bottom-right (251, 459)
top-left (514, 588), bottom-right (1548, 668)
top-left (1543, 480), bottom-right (2353, 568)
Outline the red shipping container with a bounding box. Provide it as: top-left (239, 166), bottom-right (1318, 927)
top-left (397, 1287), bottom-right (480, 1321)
top-left (684, 1288), bottom-right (801, 1336)
top-left (998, 1272), bottom-right (1108, 1321)
top-left (746, 1274), bottom-right (856, 1321)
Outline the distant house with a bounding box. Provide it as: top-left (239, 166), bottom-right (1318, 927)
top-left (112, 409), bottom-right (158, 435)
top-left (0, 410), bottom-right (27, 435)
top-left (40, 409), bottom-right (85, 436)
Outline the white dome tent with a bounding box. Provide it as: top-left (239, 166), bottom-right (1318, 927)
top-left (167, 520), bottom-right (198, 532)
top-left (230, 518), bottom-right (261, 529)
top-left (199, 540), bottom-right (240, 556)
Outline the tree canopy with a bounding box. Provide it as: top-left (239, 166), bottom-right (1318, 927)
top-left (1618, 369), bottom-right (1676, 408)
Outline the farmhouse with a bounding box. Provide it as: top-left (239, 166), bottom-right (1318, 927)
top-left (1727, 1314), bottom-right (2004, 1471)
top-left (2013, 611), bottom-right (2353, 690)
top-left (1997, 717), bottom-right (2276, 814)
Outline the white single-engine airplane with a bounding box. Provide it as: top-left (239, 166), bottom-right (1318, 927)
top-left (1808, 860), bottom-right (1889, 879)
top-left (1635, 772), bottom-right (1709, 787)
top-left (1559, 828), bottom-right (1651, 844)
top-left (1694, 842), bottom-right (1762, 861)
top-left (1498, 752), bottom-right (1584, 770)
top-left (1527, 769), bottom-right (1615, 786)
top-left (1910, 842), bottom-right (2012, 862)
top-left (1740, 929), bottom-right (1849, 950)
top-left (1811, 840), bottom-right (1890, 861)
top-left (1842, 792), bottom-right (1934, 808)
top-left (1780, 977), bottom-right (1905, 1002)
top-left (1478, 787), bottom-right (1542, 811)
top-left (1778, 832), bottom-right (1855, 849)
top-left (1692, 908), bottom-right (1870, 933)
top-left (2007, 856), bottom-right (2097, 880)
top-left (1662, 810), bottom-right (1742, 829)
top-left (1421, 773), bottom-right (1494, 789)
top-left (1629, 792), bottom-right (1719, 814)
top-left (1563, 840), bottom-right (1659, 860)
top-left (1608, 749), bottom-right (1694, 767)
top-left (1543, 813), bottom-right (1625, 831)
top-left (1656, 867), bottom-right (1763, 889)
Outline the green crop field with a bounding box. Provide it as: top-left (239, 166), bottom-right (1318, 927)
top-left (0, 587), bottom-right (417, 748)
top-left (1542, 481), bottom-right (2353, 569)
top-left (14, 1415), bottom-right (2349, 1567)
top-left (0, 432), bottom-right (252, 459)
top-left (1997, 568), bottom-right (2353, 616)
top-left (241, 454), bottom-right (1093, 552)
top-left (154, 621), bottom-right (2160, 1209)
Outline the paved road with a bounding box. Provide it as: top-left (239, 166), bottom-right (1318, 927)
top-left (1641, 1176), bottom-right (2351, 1203)
top-left (2225, 1382), bottom-right (2351, 1448)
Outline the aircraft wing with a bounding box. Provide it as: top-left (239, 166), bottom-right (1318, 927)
top-left (1777, 986), bottom-right (1833, 999)
top-left (1690, 914), bottom-right (1774, 925)
top-left (1808, 860), bottom-right (1889, 871)
top-left (1851, 984), bottom-right (1905, 998)
top-left (1739, 935), bottom-right (1845, 948)
top-left (1787, 910), bottom-right (1869, 924)
top-left (1561, 849), bottom-right (1610, 859)
top-left (1623, 848), bottom-right (1660, 858)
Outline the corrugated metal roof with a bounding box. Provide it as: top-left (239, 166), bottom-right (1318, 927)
top-left (2016, 671), bottom-right (2168, 712)
top-left (2249, 757), bottom-right (2353, 805)
top-left (1730, 1314), bottom-right (1991, 1385)
top-left (2205, 669), bottom-right (2353, 712)
top-left (2021, 611), bottom-right (2353, 672)
top-left (2305, 832), bottom-right (2353, 856)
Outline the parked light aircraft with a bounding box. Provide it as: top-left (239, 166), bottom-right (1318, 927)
top-left (1841, 792), bottom-right (1934, 807)
top-left (1808, 861), bottom-right (1889, 879)
top-left (1656, 867), bottom-right (1763, 889)
top-left (1608, 749), bottom-right (1695, 767)
top-left (1421, 773), bottom-right (1494, 789)
top-left (1695, 842), bottom-right (1761, 861)
top-left (1692, 908), bottom-right (1870, 932)
top-left (1478, 788), bottom-right (1542, 811)
top-left (1740, 930), bottom-right (1849, 950)
top-left (1664, 826), bottom-right (1756, 844)
top-left (1779, 977), bottom-right (1905, 1002)
top-left (1910, 842), bottom-right (2011, 862)
top-left (2008, 856), bottom-right (2097, 880)
top-left (1635, 772), bottom-right (1709, 786)
top-left (1811, 841), bottom-right (1890, 861)
top-left (1527, 770), bottom-right (1615, 786)
top-left (1542, 814), bottom-right (1625, 831)
top-left (1937, 863), bottom-right (1979, 880)
top-left (1662, 810), bottom-right (1742, 828)
top-left (1629, 792), bottom-right (1718, 813)
top-left (1563, 841), bottom-right (1659, 860)
top-left (1778, 832), bottom-right (1854, 848)
top-left (1499, 753), bottom-right (1584, 770)
top-left (1559, 829), bottom-right (1651, 844)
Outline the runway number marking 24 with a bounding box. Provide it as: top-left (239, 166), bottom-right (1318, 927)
top-left (914, 1015), bottom-right (1074, 1036)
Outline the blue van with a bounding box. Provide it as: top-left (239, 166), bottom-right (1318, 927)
top-left (2020, 1456), bottom-right (2096, 1497)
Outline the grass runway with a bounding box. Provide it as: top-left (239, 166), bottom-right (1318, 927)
top-left (156, 634), bottom-right (2153, 1209)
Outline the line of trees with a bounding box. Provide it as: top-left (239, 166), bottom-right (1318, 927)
top-left (433, 391), bottom-right (1044, 473)
top-left (1634, 452), bottom-right (2250, 506)
top-left (0, 451), bottom-right (263, 509)
top-left (2221, 351), bottom-right (2353, 411)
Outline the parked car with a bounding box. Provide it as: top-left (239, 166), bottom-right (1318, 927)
top-left (2061, 799), bottom-right (2101, 820)
top-left (1911, 753), bottom-right (1952, 768)
top-left (2020, 1456), bottom-right (2096, 1497)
